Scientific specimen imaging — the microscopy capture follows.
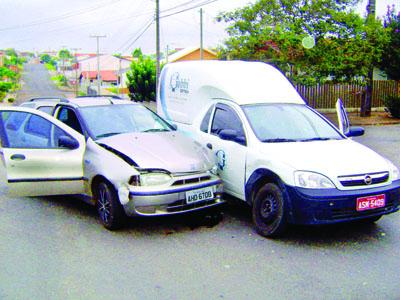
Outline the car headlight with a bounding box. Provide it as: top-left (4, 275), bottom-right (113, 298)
top-left (387, 160), bottom-right (400, 181)
top-left (139, 172), bottom-right (172, 186)
top-left (294, 171), bottom-right (335, 189)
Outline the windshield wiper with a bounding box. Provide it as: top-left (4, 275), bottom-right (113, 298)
top-left (262, 138), bottom-right (298, 143)
top-left (96, 132), bottom-right (122, 138)
top-left (142, 128), bottom-right (169, 132)
top-left (299, 137), bottom-right (334, 142)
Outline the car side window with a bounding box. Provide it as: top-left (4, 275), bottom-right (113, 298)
top-left (25, 114), bottom-right (51, 138)
top-left (0, 111), bottom-right (75, 149)
top-left (200, 105), bottom-right (214, 133)
top-left (38, 106), bottom-right (54, 115)
top-left (210, 104), bottom-right (246, 145)
top-left (57, 107), bottom-right (83, 134)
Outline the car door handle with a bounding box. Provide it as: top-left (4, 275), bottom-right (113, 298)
top-left (10, 154), bottom-right (26, 161)
top-left (206, 143), bottom-right (213, 150)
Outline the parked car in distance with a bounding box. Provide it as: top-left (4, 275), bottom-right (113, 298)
top-left (0, 96), bottom-right (223, 229)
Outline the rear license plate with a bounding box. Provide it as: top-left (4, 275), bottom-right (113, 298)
top-left (356, 194), bottom-right (386, 211)
top-left (186, 187), bottom-right (214, 204)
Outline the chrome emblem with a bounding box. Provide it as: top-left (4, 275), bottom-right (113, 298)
top-left (364, 175), bottom-right (372, 185)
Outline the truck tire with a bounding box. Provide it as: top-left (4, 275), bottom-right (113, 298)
top-left (96, 181), bottom-right (127, 230)
top-left (252, 182), bottom-right (287, 238)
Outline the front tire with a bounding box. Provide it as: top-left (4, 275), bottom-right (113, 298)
top-left (252, 183), bottom-right (287, 238)
top-left (96, 181), bottom-right (127, 230)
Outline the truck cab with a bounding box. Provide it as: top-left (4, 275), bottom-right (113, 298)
top-left (157, 60), bottom-right (400, 237)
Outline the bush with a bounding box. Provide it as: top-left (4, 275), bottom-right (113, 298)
top-left (7, 97), bottom-right (15, 103)
top-left (384, 95), bottom-right (400, 118)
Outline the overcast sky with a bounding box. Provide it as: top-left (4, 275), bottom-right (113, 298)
top-left (0, 0), bottom-right (397, 55)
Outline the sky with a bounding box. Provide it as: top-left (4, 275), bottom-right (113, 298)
top-left (0, 0), bottom-right (398, 55)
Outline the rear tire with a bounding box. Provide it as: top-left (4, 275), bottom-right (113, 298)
top-left (96, 181), bottom-right (127, 230)
top-left (252, 183), bottom-right (287, 238)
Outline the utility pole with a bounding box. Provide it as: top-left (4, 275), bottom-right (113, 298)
top-left (155, 0), bottom-right (160, 100)
top-left (200, 8), bottom-right (204, 60)
top-left (90, 35), bottom-right (106, 95)
top-left (360, 0), bottom-right (375, 117)
top-left (71, 47), bottom-right (81, 96)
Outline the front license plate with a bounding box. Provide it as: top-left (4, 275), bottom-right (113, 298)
top-left (186, 187), bottom-right (214, 204)
top-left (356, 194), bottom-right (386, 211)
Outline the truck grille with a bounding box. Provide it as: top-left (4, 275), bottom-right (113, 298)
top-left (338, 172), bottom-right (389, 187)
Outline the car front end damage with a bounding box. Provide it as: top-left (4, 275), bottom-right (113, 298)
top-left (115, 169), bottom-right (224, 216)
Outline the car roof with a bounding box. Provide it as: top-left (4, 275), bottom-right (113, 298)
top-left (24, 96), bottom-right (135, 108)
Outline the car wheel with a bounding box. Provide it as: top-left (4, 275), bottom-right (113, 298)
top-left (252, 182), bottom-right (287, 238)
top-left (96, 181), bottom-right (127, 230)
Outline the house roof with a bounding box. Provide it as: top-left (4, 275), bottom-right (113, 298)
top-left (81, 70), bottom-right (118, 82)
top-left (166, 46), bottom-right (217, 63)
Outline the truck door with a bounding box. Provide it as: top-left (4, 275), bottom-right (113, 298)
top-left (0, 107), bottom-right (86, 197)
top-left (336, 99), bottom-right (350, 135)
top-left (199, 103), bottom-right (247, 199)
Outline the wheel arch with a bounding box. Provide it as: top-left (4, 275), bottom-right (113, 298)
top-left (246, 168), bottom-right (295, 227)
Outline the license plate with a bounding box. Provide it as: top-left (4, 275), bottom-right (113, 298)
top-left (356, 194), bottom-right (386, 211)
top-left (186, 187), bottom-right (214, 204)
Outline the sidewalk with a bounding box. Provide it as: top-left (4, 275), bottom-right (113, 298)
top-left (323, 111), bottom-right (400, 127)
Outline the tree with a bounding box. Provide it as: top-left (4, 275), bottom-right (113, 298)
top-left (40, 53), bottom-right (52, 64)
top-left (132, 48), bottom-right (143, 58)
top-left (58, 49), bottom-right (72, 60)
top-left (217, 0), bottom-right (387, 85)
top-left (126, 54), bottom-right (157, 102)
top-left (380, 5), bottom-right (400, 80)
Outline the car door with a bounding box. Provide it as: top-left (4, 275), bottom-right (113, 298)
top-left (0, 107), bottom-right (86, 197)
top-left (336, 98), bottom-right (350, 135)
top-left (198, 103), bottom-right (247, 199)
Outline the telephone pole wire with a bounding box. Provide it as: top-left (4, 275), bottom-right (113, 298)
top-left (90, 35), bottom-right (106, 95)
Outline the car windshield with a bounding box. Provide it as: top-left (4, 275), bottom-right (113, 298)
top-left (79, 104), bottom-right (172, 139)
top-left (242, 103), bottom-right (343, 142)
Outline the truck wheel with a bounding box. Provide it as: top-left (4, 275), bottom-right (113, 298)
top-left (252, 183), bottom-right (287, 238)
top-left (96, 181), bottom-right (127, 230)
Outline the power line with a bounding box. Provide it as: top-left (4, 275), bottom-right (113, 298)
top-left (0, 0), bottom-right (125, 32)
top-left (160, 0), bottom-right (219, 19)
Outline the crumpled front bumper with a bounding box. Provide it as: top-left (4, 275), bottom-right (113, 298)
top-left (122, 179), bottom-right (224, 216)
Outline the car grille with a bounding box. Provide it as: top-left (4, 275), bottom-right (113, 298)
top-left (171, 175), bottom-right (211, 186)
top-left (338, 172), bottom-right (389, 187)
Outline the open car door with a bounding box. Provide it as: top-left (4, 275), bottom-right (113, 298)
top-left (335, 99), bottom-right (365, 138)
top-left (0, 107), bottom-right (86, 197)
top-left (336, 98), bottom-right (350, 135)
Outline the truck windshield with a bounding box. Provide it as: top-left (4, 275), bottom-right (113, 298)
top-left (80, 104), bottom-right (173, 140)
top-left (242, 104), bottom-right (343, 143)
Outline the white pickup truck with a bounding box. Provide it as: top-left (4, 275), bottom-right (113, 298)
top-left (157, 60), bottom-right (400, 237)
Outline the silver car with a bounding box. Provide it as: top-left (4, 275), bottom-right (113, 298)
top-left (0, 97), bottom-right (224, 229)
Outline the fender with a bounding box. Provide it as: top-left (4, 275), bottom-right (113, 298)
top-left (245, 168), bottom-right (295, 223)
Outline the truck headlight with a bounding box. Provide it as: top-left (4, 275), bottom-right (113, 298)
top-left (139, 172), bottom-right (172, 186)
top-left (387, 160), bottom-right (400, 181)
top-left (294, 171), bottom-right (335, 189)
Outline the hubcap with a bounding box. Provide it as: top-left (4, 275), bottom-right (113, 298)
top-left (98, 186), bottom-right (111, 224)
top-left (260, 194), bottom-right (277, 222)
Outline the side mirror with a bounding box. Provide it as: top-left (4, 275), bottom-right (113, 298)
top-left (58, 135), bottom-right (79, 149)
top-left (219, 129), bottom-right (238, 141)
top-left (346, 126), bottom-right (364, 137)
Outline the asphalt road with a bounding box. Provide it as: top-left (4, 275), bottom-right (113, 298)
top-left (15, 63), bottom-right (69, 104)
top-left (0, 65), bottom-right (399, 299)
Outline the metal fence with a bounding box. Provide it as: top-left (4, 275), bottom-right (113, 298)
top-left (295, 81), bottom-right (399, 110)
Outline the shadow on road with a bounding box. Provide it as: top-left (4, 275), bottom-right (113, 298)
top-left (35, 194), bottom-right (390, 247)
